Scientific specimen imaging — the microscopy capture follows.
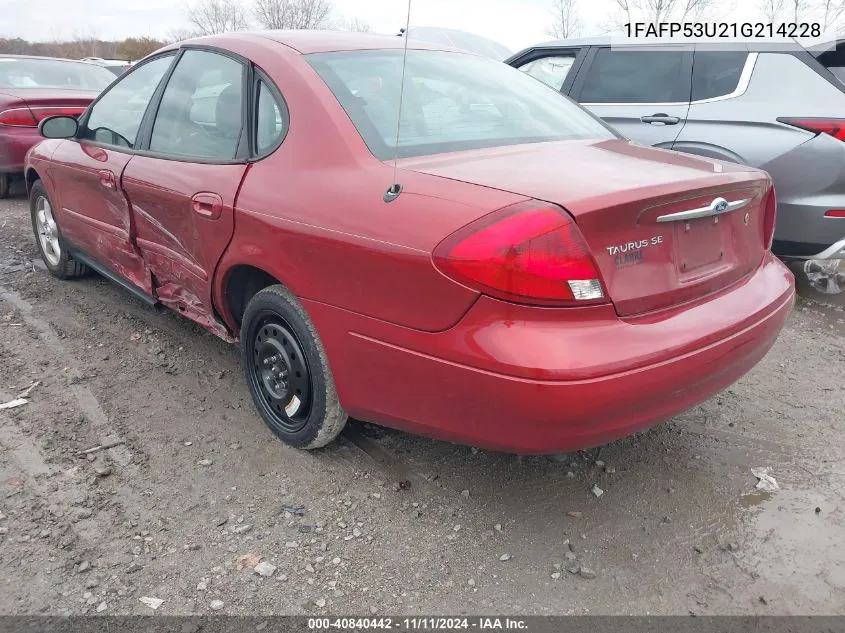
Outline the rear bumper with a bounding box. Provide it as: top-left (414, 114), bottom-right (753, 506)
top-left (765, 133), bottom-right (845, 259)
top-left (306, 255), bottom-right (794, 454)
top-left (0, 126), bottom-right (42, 173)
top-left (773, 200), bottom-right (845, 259)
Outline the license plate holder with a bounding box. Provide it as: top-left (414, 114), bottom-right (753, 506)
top-left (674, 216), bottom-right (726, 275)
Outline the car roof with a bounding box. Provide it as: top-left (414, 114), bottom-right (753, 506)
top-left (509, 34), bottom-right (845, 59)
top-left (181, 30), bottom-right (467, 55)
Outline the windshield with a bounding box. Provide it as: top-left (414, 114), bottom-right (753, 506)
top-left (0, 57), bottom-right (115, 91)
top-left (306, 49), bottom-right (616, 160)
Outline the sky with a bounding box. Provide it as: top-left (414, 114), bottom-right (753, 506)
top-left (0, 0), bottom-right (799, 53)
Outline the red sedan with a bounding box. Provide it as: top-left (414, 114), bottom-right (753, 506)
top-left (0, 55), bottom-right (115, 198)
top-left (25, 32), bottom-right (794, 453)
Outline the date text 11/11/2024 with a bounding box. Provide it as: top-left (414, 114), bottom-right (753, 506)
top-left (624, 22), bottom-right (822, 38)
top-left (308, 617), bottom-right (528, 630)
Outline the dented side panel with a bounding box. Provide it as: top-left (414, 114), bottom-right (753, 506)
top-left (46, 141), bottom-right (153, 295)
top-left (121, 155), bottom-right (247, 338)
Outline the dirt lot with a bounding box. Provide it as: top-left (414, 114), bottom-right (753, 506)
top-left (1, 184), bottom-right (844, 616)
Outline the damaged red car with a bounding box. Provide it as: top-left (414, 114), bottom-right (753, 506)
top-left (26, 32), bottom-right (794, 453)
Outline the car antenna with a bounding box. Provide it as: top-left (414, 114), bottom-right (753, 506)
top-left (384, 0), bottom-right (412, 203)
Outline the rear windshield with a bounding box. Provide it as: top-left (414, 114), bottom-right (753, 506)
top-left (306, 49), bottom-right (616, 160)
top-left (0, 57), bottom-right (115, 90)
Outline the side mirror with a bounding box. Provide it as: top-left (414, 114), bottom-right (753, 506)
top-left (39, 115), bottom-right (79, 139)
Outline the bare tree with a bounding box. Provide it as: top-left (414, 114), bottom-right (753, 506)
top-left (71, 27), bottom-right (102, 57)
top-left (253, 0), bottom-right (333, 29)
top-left (186, 0), bottom-right (250, 36)
top-left (546, 0), bottom-right (582, 39)
top-left (608, 0), bottom-right (633, 29)
top-left (605, 0), bottom-right (719, 30)
top-left (642, 0), bottom-right (681, 22)
top-left (678, 0), bottom-right (718, 21)
top-left (168, 27), bottom-right (201, 43)
top-left (342, 17), bottom-right (372, 32)
top-left (820, 0), bottom-right (845, 30)
top-left (786, 0), bottom-right (813, 21)
top-left (759, 0), bottom-right (786, 21)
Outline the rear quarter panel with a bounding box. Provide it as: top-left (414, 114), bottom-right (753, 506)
top-left (211, 41), bottom-right (525, 333)
top-left (672, 53), bottom-right (839, 167)
top-left (674, 52), bottom-right (845, 249)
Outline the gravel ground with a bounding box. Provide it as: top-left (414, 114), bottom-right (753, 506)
top-left (1, 185), bottom-right (844, 616)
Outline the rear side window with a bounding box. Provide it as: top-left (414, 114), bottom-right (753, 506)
top-left (519, 55), bottom-right (576, 91)
top-left (306, 49), bottom-right (615, 160)
top-left (255, 79), bottom-right (287, 154)
top-left (691, 51), bottom-right (748, 101)
top-left (579, 49), bottom-right (688, 103)
top-left (815, 47), bottom-right (845, 86)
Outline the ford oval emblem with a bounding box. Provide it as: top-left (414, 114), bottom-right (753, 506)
top-left (712, 198), bottom-right (729, 213)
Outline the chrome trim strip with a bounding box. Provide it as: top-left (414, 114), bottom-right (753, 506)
top-left (689, 53), bottom-right (758, 105)
top-left (656, 197), bottom-right (750, 223)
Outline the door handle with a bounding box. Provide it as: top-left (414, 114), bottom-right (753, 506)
top-left (98, 170), bottom-right (116, 189)
top-left (191, 192), bottom-right (224, 220)
top-left (640, 113), bottom-right (680, 125)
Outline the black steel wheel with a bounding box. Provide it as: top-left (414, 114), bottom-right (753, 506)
top-left (240, 285), bottom-right (347, 449)
top-left (249, 314), bottom-right (312, 433)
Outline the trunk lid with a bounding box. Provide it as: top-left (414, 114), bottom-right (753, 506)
top-left (0, 88), bottom-right (98, 119)
top-left (399, 139), bottom-right (772, 317)
top-left (0, 87), bottom-right (99, 107)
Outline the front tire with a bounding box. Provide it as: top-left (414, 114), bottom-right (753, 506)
top-left (29, 180), bottom-right (88, 279)
top-left (240, 285), bottom-right (347, 449)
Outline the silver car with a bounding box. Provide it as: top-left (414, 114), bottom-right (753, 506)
top-left (507, 36), bottom-right (845, 293)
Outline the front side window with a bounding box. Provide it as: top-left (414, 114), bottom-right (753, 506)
top-left (691, 51), bottom-right (748, 101)
top-left (579, 49), bottom-right (688, 103)
top-left (81, 54), bottom-right (174, 149)
top-left (519, 55), bottom-right (576, 91)
top-left (150, 50), bottom-right (245, 160)
top-left (307, 50), bottom-right (615, 160)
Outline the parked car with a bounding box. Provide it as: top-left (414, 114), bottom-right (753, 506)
top-left (403, 27), bottom-right (512, 60)
top-left (81, 57), bottom-right (134, 76)
top-left (0, 54), bottom-right (115, 197)
top-left (507, 36), bottom-right (845, 293)
top-left (26, 32), bottom-right (794, 453)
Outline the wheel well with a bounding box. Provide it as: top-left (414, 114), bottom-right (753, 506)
top-left (25, 168), bottom-right (40, 193)
top-left (224, 265), bottom-right (280, 326)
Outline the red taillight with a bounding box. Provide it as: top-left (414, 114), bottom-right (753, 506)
top-left (433, 202), bottom-right (606, 306)
top-left (825, 209), bottom-right (845, 218)
top-left (0, 106), bottom-right (85, 127)
top-left (763, 186), bottom-right (777, 250)
top-left (0, 107), bottom-right (38, 127)
top-left (777, 117), bottom-right (845, 141)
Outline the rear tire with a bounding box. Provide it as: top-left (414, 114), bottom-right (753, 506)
top-left (0, 173), bottom-right (10, 199)
top-left (240, 284), bottom-right (347, 449)
top-left (29, 180), bottom-right (88, 279)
